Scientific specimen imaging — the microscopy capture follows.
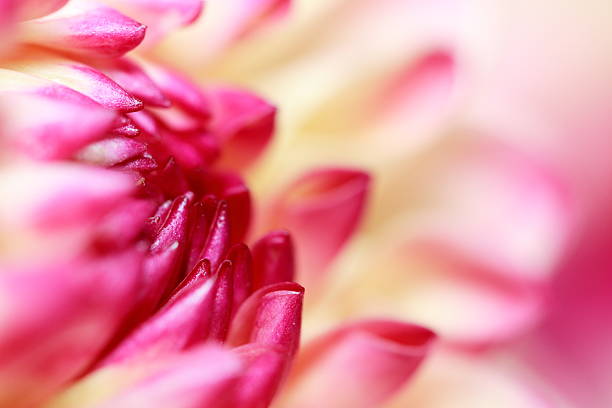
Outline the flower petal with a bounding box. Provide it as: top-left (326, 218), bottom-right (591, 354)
top-left (228, 282), bottom-right (304, 357)
top-left (77, 137), bottom-right (147, 166)
top-left (206, 87), bottom-right (276, 170)
top-left (2, 50), bottom-right (143, 112)
top-left (0, 251), bottom-right (142, 407)
top-left (279, 320), bottom-right (435, 408)
top-left (100, 0), bottom-right (204, 45)
top-left (100, 276), bottom-right (216, 365)
top-left (21, 1), bottom-right (146, 58)
top-left (264, 167), bottom-right (370, 285)
top-left (0, 93), bottom-right (116, 159)
top-left (251, 230), bottom-right (295, 291)
top-left (48, 345), bottom-right (241, 408)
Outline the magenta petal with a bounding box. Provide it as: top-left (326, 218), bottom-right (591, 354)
top-left (227, 243), bottom-right (253, 313)
top-left (206, 87), bottom-right (276, 170)
top-left (208, 260), bottom-right (235, 342)
top-left (252, 230), bottom-right (295, 291)
top-left (100, 0), bottom-right (204, 45)
top-left (143, 63), bottom-right (210, 119)
top-left (150, 192), bottom-right (193, 254)
top-left (281, 320), bottom-right (435, 408)
top-left (5, 52), bottom-right (143, 112)
top-left (0, 93), bottom-right (117, 159)
top-left (0, 251), bottom-right (142, 406)
top-left (21, 2), bottom-right (146, 58)
top-left (266, 167), bottom-right (370, 285)
top-left (93, 345), bottom-right (241, 408)
top-left (101, 276), bottom-right (217, 366)
top-left (228, 282), bottom-right (304, 357)
top-left (234, 344), bottom-right (287, 408)
top-left (199, 200), bottom-right (231, 271)
top-left (97, 58), bottom-right (170, 107)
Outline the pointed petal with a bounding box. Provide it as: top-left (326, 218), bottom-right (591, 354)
top-left (97, 59), bottom-right (170, 107)
top-left (208, 260), bottom-right (235, 342)
top-left (265, 167), bottom-right (370, 285)
top-left (0, 93), bottom-right (116, 159)
top-left (21, 2), bottom-right (146, 58)
top-left (3, 51), bottom-right (143, 112)
top-left (185, 197), bottom-right (217, 272)
top-left (228, 282), bottom-right (304, 357)
top-left (199, 200), bottom-right (231, 271)
top-left (0, 68), bottom-right (98, 106)
top-left (207, 87), bottom-right (276, 170)
top-left (280, 320), bottom-right (435, 408)
top-left (252, 230), bottom-right (294, 291)
top-left (227, 243), bottom-right (253, 313)
top-left (101, 277), bottom-right (216, 365)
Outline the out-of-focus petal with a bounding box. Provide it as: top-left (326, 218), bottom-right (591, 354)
top-left (0, 251), bottom-right (142, 407)
top-left (100, 0), bottom-right (204, 45)
top-left (47, 345), bottom-right (241, 408)
top-left (18, 0), bottom-right (68, 20)
top-left (263, 167), bottom-right (370, 286)
top-left (0, 93), bottom-right (117, 159)
top-left (95, 58), bottom-right (170, 107)
top-left (278, 320), bottom-right (435, 408)
top-left (206, 87), bottom-right (276, 170)
top-left (233, 344), bottom-right (287, 408)
top-left (21, 1), bottom-right (146, 58)
top-left (385, 348), bottom-right (556, 408)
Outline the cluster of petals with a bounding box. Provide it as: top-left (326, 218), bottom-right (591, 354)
top-left (0, 0), bottom-right (436, 407)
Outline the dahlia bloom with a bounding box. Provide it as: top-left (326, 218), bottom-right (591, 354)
top-left (0, 1), bottom-right (435, 407)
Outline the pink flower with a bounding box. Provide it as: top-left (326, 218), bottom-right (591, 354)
top-left (0, 1), bottom-right (434, 407)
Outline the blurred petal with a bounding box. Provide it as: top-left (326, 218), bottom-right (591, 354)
top-left (18, 0), bottom-right (68, 20)
top-left (279, 320), bottom-right (435, 408)
top-left (234, 344), bottom-right (287, 408)
top-left (0, 251), bottom-right (141, 407)
top-left (101, 0), bottom-right (204, 45)
top-left (264, 167), bottom-right (370, 285)
top-left (0, 93), bottom-right (117, 159)
top-left (48, 345), bottom-right (241, 408)
top-left (207, 87), bottom-right (276, 170)
top-left (385, 348), bottom-right (555, 408)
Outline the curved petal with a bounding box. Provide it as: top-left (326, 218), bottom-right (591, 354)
top-left (0, 251), bottom-right (142, 407)
top-left (21, 1), bottom-right (146, 58)
top-left (264, 167), bottom-right (370, 286)
top-left (278, 320), bottom-right (435, 408)
top-left (47, 345), bottom-right (241, 408)
top-left (0, 93), bottom-right (117, 159)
